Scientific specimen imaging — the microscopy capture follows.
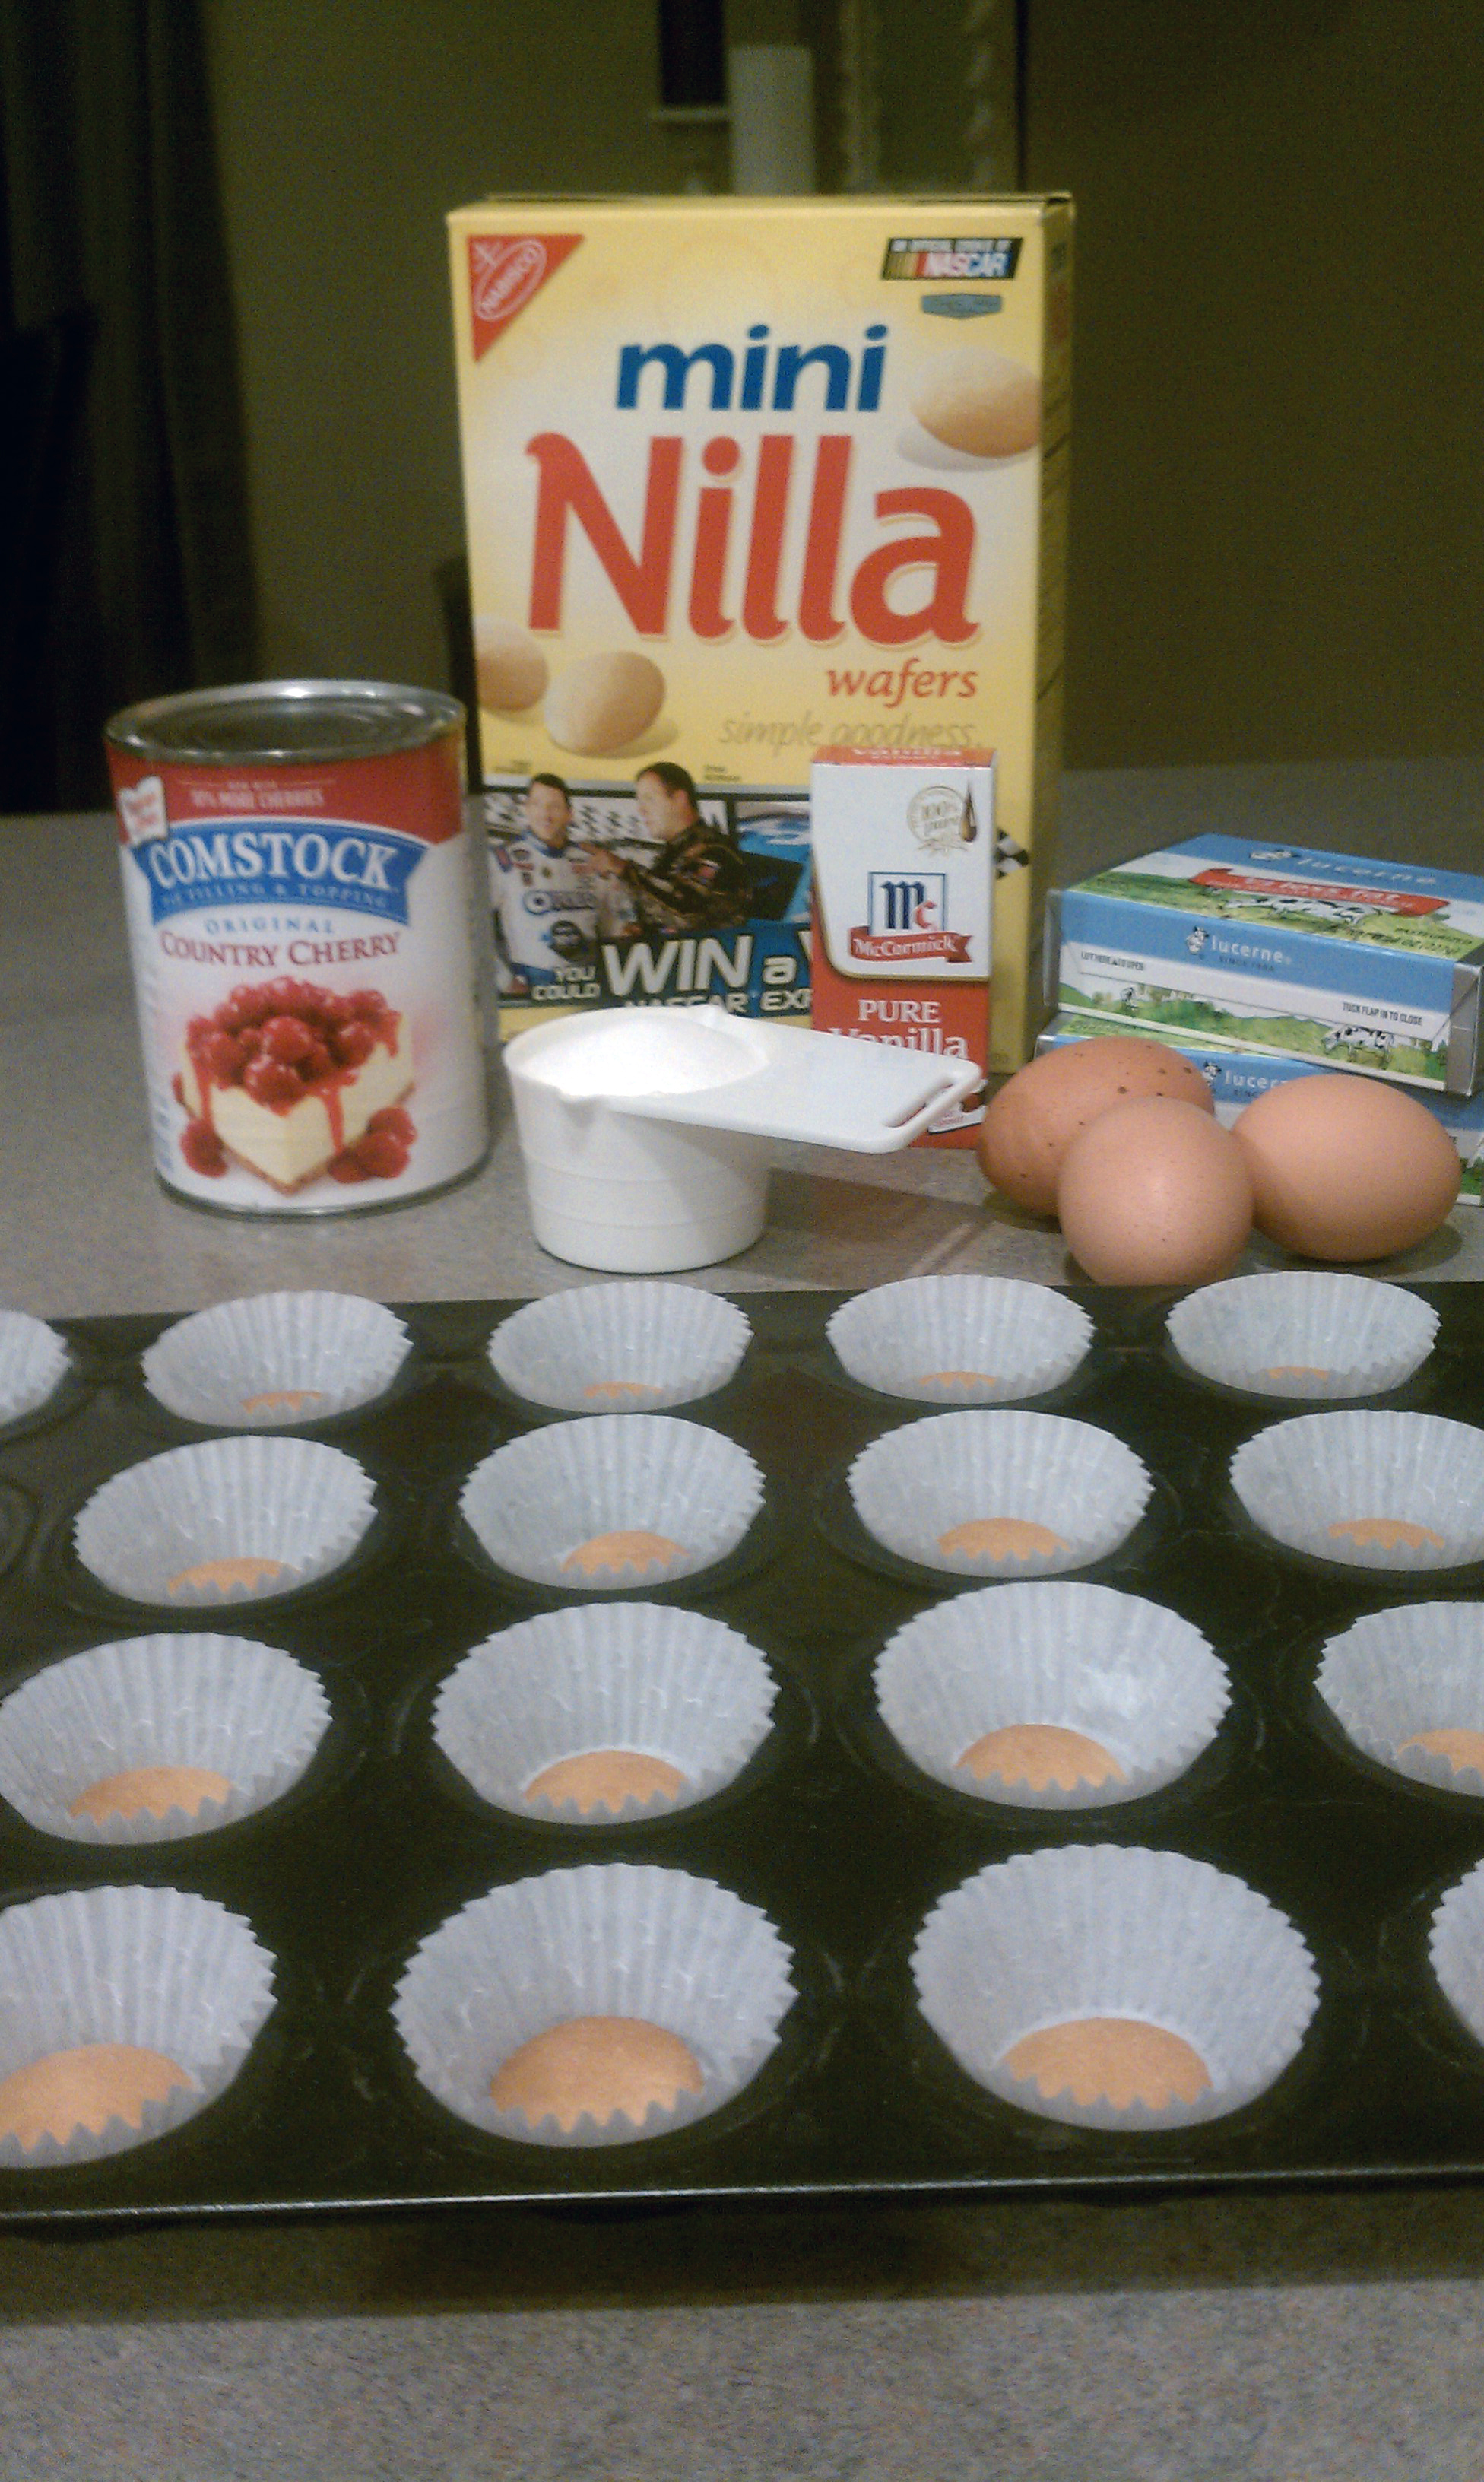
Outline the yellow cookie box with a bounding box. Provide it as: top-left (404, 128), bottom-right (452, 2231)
top-left (449, 194), bottom-right (1071, 1071)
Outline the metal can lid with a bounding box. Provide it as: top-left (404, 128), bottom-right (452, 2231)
top-left (104, 679), bottom-right (464, 766)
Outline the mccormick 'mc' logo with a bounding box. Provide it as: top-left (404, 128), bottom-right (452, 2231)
top-left (468, 235), bottom-right (582, 360)
top-left (849, 872), bottom-right (970, 964)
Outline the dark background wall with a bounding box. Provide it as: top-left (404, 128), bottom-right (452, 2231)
top-left (201, 0), bottom-right (680, 694)
top-left (1023, 0), bottom-right (1483, 769)
top-left (199, 0), bottom-right (1484, 770)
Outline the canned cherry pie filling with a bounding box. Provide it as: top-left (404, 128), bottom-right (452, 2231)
top-left (106, 681), bottom-right (489, 1215)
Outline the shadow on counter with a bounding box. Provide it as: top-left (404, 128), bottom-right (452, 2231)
top-left (5, 2184), bottom-right (1484, 2325)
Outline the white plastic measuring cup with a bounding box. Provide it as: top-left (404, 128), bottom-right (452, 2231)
top-left (505, 1005), bottom-right (982, 1272)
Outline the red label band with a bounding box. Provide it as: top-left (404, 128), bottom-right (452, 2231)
top-left (848, 925), bottom-right (972, 963)
top-left (108, 738), bottom-right (465, 847)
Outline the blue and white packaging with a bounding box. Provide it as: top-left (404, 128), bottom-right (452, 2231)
top-left (1048, 836), bottom-right (1484, 1095)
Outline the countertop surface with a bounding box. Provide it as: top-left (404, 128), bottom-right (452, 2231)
top-left (5, 757), bottom-right (1484, 2480)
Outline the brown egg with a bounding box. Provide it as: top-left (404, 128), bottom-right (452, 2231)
top-left (978, 1039), bottom-right (1216, 1215)
top-left (1234, 1074), bottom-right (1460, 1261)
top-left (1057, 1097), bottom-right (1254, 1285)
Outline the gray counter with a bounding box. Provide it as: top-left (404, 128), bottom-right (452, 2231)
top-left (4, 758), bottom-right (1484, 2480)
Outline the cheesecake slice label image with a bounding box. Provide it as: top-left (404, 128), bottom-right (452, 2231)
top-left (107, 695), bottom-right (489, 1214)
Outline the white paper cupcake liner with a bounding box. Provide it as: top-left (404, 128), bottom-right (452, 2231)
top-left (876, 1582), bottom-right (1229, 1810)
top-left (0, 1885), bottom-right (276, 2166)
top-left (75, 1436), bottom-right (376, 1607)
top-left (489, 1285), bottom-right (751, 1414)
top-left (0, 1312), bottom-right (70, 1427)
top-left (1430, 1862), bottom-right (1484, 2051)
top-left (829, 1278), bottom-right (1092, 1406)
top-left (393, 1863), bottom-right (794, 2147)
top-left (142, 1292), bottom-right (411, 1427)
top-left (1231, 1411), bottom-right (1484, 1572)
top-left (459, 1415), bottom-right (763, 1591)
top-left (848, 1411), bottom-right (1152, 1579)
top-left (433, 1604), bottom-right (777, 1823)
top-left (1168, 1274), bottom-right (1437, 1401)
top-left (0, 1636), bottom-right (331, 1844)
top-left (912, 1845), bottom-right (1318, 2131)
top-left (1317, 1604), bottom-right (1484, 1795)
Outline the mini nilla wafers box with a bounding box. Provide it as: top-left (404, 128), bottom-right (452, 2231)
top-left (448, 196), bottom-right (1072, 1117)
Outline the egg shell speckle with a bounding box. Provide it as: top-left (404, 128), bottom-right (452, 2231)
top-left (1234, 1075), bottom-right (1460, 1262)
top-left (1058, 1097), bottom-right (1254, 1286)
top-left (978, 1039), bottom-right (1216, 1217)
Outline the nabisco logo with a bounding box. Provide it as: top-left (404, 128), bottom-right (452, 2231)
top-left (474, 238), bottom-right (545, 324)
top-left (468, 233), bottom-right (581, 360)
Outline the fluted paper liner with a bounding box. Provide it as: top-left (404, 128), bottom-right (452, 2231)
top-left (1168, 1274), bottom-right (1436, 1401)
top-left (75, 1436), bottom-right (376, 1606)
top-left (1231, 1411), bottom-right (1484, 1572)
top-left (912, 1846), bottom-right (1318, 2131)
top-left (393, 1864), bottom-right (794, 2146)
top-left (1317, 1603), bottom-right (1484, 1795)
top-left (433, 1604), bottom-right (776, 1823)
top-left (848, 1411), bottom-right (1152, 1579)
top-left (0, 1636), bottom-right (331, 1844)
top-left (0, 1884), bottom-right (276, 2166)
top-left (0, 1312), bottom-right (69, 1428)
top-left (142, 1291), bottom-right (411, 1427)
top-left (459, 1415), bottom-right (763, 1591)
top-left (876, 1582), bottom-right (1229, 1810)
top-left (829, 1277), bottom-right (1092, 1406)
top-left (1430, 1862), bottom-right (1484, 2051)
top-left (489, 1285), bottom-right (750, 1414)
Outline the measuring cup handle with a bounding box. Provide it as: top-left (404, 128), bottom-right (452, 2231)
top-left (861, 1057), bottom-right (984, 1151)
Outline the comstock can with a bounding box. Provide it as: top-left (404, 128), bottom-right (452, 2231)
top-left (106, 681), bottom-right (490, 1214)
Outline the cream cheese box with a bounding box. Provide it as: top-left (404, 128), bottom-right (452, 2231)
top-left (1049, 836), bottom-right (1484, 1095)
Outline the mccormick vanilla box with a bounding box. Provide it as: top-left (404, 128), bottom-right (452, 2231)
top-left (447, 195), bottom-right (1072, 1072)
top-left (1049, 836), bottom-right (1484, 1095)
top-left (1037, 1011), bottom-right (1484, 1202)
top-left (810, 747), bottom-right (995, 1142)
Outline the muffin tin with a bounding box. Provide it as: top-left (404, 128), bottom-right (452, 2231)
top-left (6, 1284), bottom-right (1484, 2222)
